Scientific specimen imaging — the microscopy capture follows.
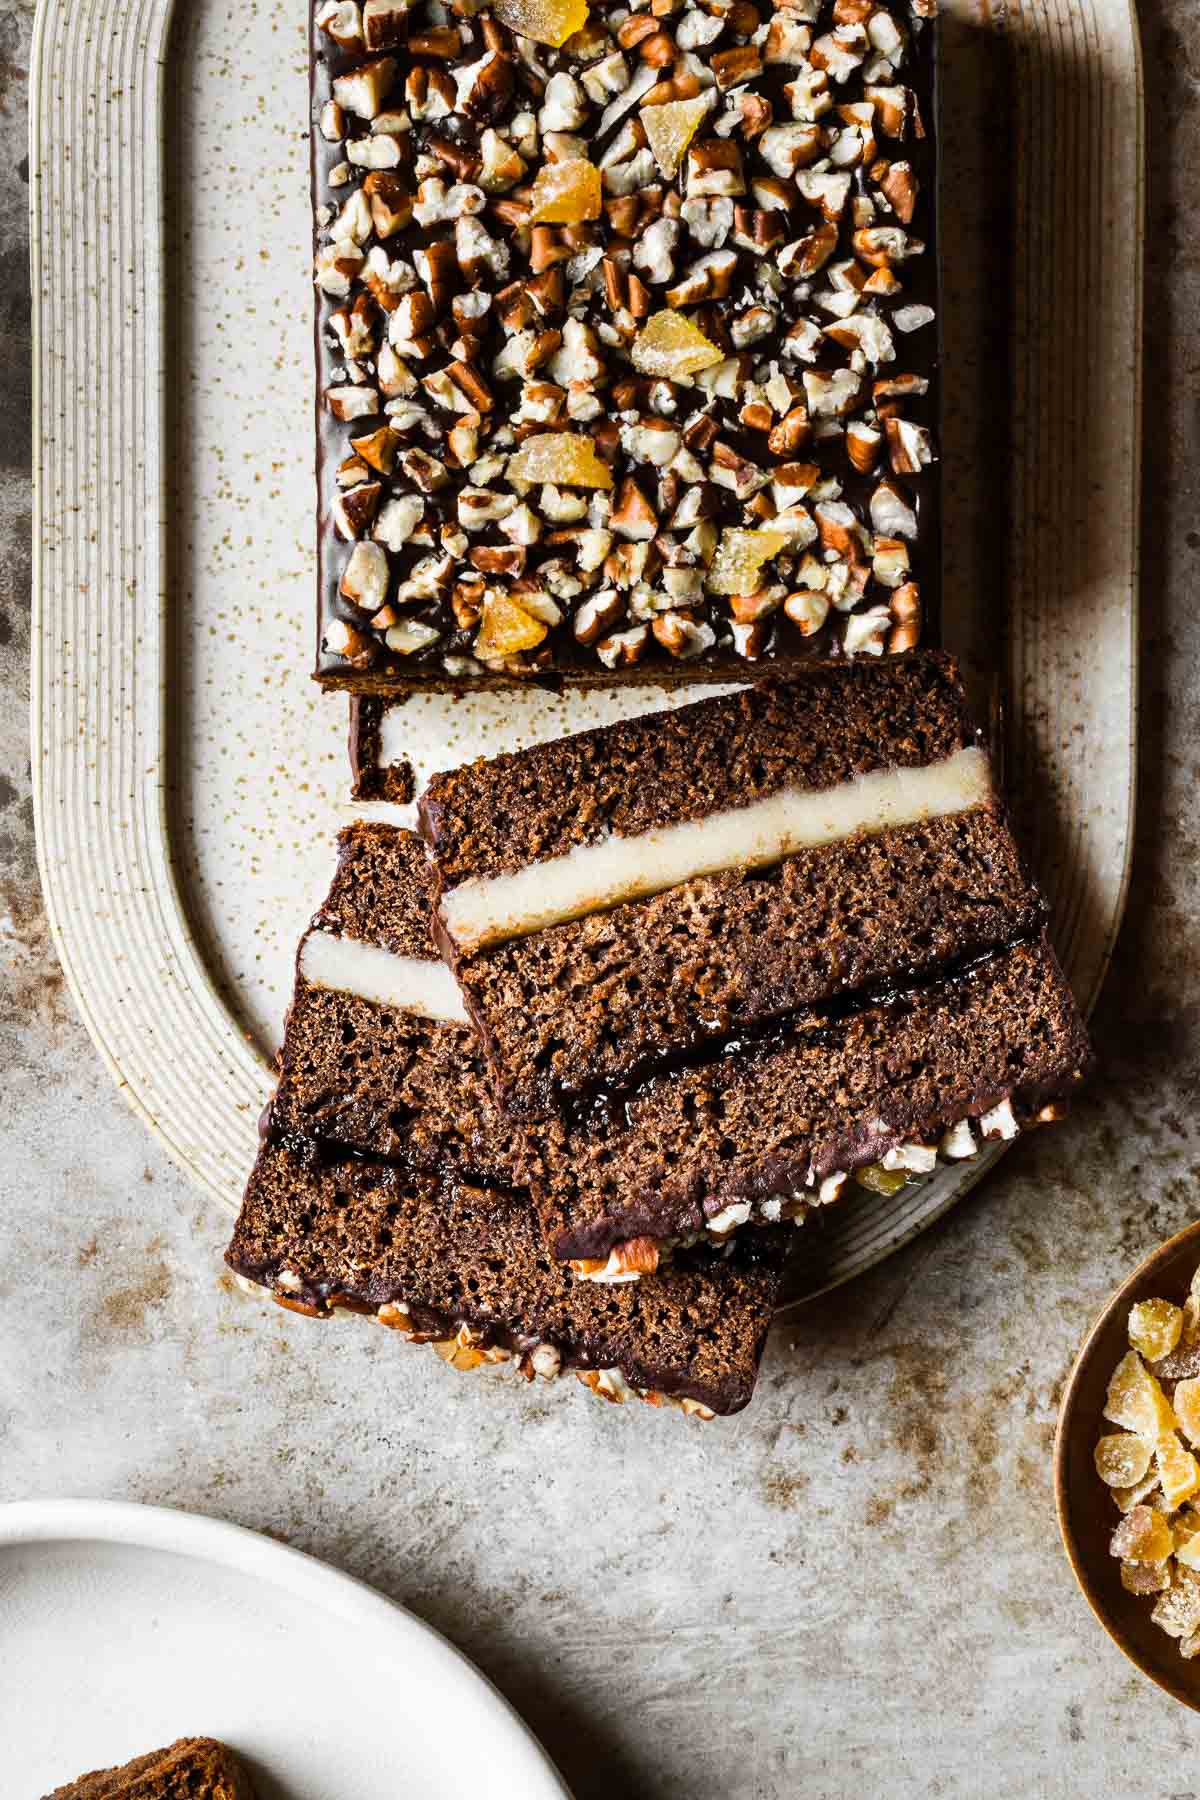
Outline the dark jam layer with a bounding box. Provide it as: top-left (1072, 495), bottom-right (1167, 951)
top-left (561, 937), bottom-right (1030, 1135)
top-left (311, 0), bottom-right (940, 690)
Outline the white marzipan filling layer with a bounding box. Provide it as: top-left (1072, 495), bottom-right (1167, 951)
top-left (300, 930), bottom-right (470, 1024)
top-left (378, 704), bottom-right (411, 772)
top-left (441, 746), bottom-right (992, 953)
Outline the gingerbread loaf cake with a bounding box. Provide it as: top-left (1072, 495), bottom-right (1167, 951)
top-left (230, 822), bottom-right (785, 1417)
top-left (41, 1738), bottom-right (255, 1800)
top-left (311, 0), bottom-right (938, 691)
top-left (418, 652), bottom-right (1092, 1270)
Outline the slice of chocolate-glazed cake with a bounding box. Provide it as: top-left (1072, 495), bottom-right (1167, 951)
top-left (310, 0), bottom-right (939, 691)
top-left (228, 823), bottom-right (785, 1418)
top-left (419, 652), bottom-right (1092, 1274)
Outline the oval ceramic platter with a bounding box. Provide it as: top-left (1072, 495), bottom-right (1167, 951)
top-left (0, 1499), bottom-right (571, 1797)
top-left (30, 0), bottom-right (1140, 1306)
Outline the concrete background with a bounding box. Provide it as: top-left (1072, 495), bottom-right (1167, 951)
top-left (4, 1), bottom-right (1200, 1793)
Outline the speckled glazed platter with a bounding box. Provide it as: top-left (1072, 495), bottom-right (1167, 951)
top-left (0, 1499), bottom-right (571, 1796)
top-left (30, 0), bottom-right (1141, 1307)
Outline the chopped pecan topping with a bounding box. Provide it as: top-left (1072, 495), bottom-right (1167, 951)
top-left (314, 0), bottom-right (937, 679)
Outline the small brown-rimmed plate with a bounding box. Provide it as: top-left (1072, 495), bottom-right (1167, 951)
top-left (1056, 1218), bottom-right (1200, 1710)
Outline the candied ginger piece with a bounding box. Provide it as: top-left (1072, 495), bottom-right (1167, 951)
top-left (851, 1163), bottom-right (909, 1197)
top-left (630, 309), bottom-right (724, 380)
top-left (1172, 1504), bottom-right (1200, 1549)
top-left (474, 592), bottom-right (549, 660)
top-left (1110, 1504), bottom-right (1173, 1565)
top-left (1181, 1262), bottom-right (1200, 1343)
top-left (1094, 1432), bottom-right (1153, 1489)
top-left (529, 159), bottom-right (601, 224)
top-left (431, 1333), bottom-right (486, 1371)
top-left (641, 96), bottom-right (712, 179)
top-left (1112, 1471), bottom-right (1161, 1514)
top-left (1175, 1377), bottom-right (1200, 1449)
top-left (1152, 1565), bottom-right (1200, 1639)
top-left (1157, 1432), bottom-right (1200, 1510)
top-left (1121, 1559), bottom-right (1170, 1596)
top-left (1103, 1349), bottom-right (1177, 1440)
top-left (1129, 1297), bottom-right (1184, 1362)
top-left (507, 432), bottom-right (613, 488)
top-left (1175, 1531), bottom-right (1200, 1571)
top-left (493, 0), bottom-right (588, 47)
top-left (705, 528), bottom-right (791, 598)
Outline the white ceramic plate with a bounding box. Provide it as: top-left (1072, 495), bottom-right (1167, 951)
top-left (0, 1499), bottom-right (570, 1800)
top-left (29, 0), bottom-right (1142, 1304)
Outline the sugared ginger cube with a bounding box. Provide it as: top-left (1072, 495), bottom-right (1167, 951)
top-left (1183, 1261), bottom-right (1200, 1349)
top-left (1129, 1297), bottom-right (1184, 1362)
top-left (1110, 1504), bottom-right (1173, 1565)
top-left (630, 309), bottom-right (724, 380)
top-left (1094, 1432), bottom-right (1152, 1489)
top-left (1173, 1503), bottom-right (1200, 1547)
top-left (1121, 1559), bottom-right (1170, 1595)
top-left (1152, 1566), bottom-right (1200, 1639)
top-left (641, 96), bottom-right (712, 179)
top-left (851, 1163), bottom-right (908, 1197)
top-left (529, 158), bottom-right (601, 224)
top-left (474, 592), bottom-right (549, 660)
top-left (493, 0), bottom-right (589, 47)
top-left (706, 528), bottom-right (791, 597)
top-left (507, 432), bottom-right (614, 488)
top-left (1103, 1349), bottom-right (1177, 1441)
top-left (1157, 1432), bottom-right (1200, 1509)
top-left (1111, 1470), bottom-right (1160, 1513)
top-left (1175, 1532), bottom-right (1200, 1571)
top-left (1174, 1376), bottom-right (1200, 1450)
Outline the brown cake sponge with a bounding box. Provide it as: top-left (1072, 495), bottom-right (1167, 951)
top-left (419, 654), bottom-right (975, 886)
top-left (520, 935), bottom-right (1092, 1262)
top-left (455, 806), bottom-right (1045, 1120)
top-left (228, 1143), bottom-right (785, 1417)
top-left (308, 819), bottom-right (431, 957)
top-left (348, 698), bottom-right (414, 805)
top-left (41, 1737), bottom-right (254, 1800)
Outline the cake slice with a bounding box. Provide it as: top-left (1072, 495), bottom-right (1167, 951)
top-left (41, 1738), bottom-right (254, 1800)
top-left (230, 823), bottom-right (785, 1417)
top-left (348, 696), bottom-right (414, 803)
top-left (418, 653), bottom-right (1091, 1270)
top-left (231, 1141), bottom-right (783, 1417)
top-left (517, 934), bottom-right (1090, 1269)
top-left (419, 653), bottom-right (1051, 1120)
top-left (263, 820), bottom-right (518, 1183)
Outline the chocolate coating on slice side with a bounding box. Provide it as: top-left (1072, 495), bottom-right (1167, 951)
top-left (269, 979), bottom-right (524, 1184)
top-left (349, 697), bottom-right (415, 803)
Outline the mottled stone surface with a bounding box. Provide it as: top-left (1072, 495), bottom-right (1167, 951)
top-left (3, 1), bottom-right (1200, 1793)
